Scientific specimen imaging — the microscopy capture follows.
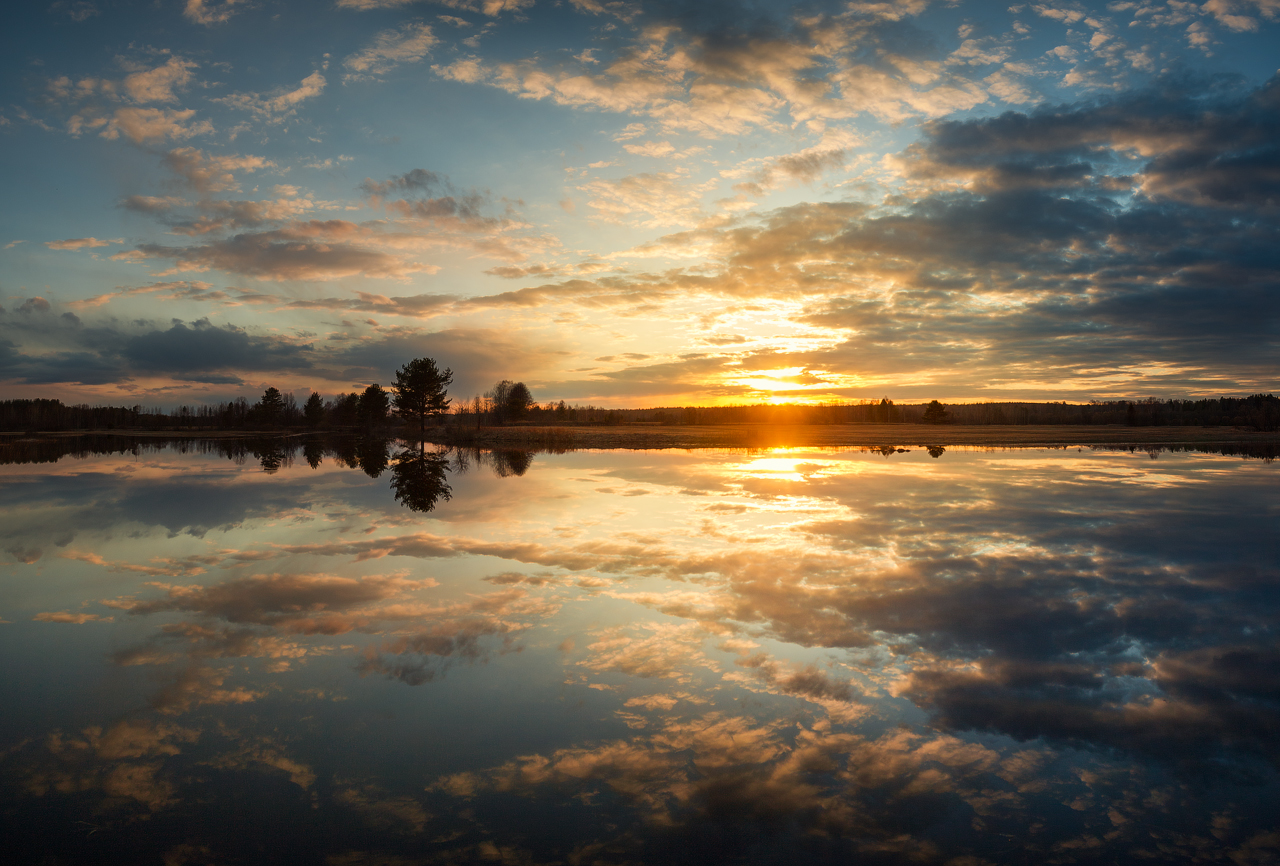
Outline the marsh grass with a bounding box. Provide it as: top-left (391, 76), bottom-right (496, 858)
top-left (428, 425), bottom-right (580, 450)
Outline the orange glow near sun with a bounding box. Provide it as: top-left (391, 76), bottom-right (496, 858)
top-left (722, 367), bottom-right (866, 405)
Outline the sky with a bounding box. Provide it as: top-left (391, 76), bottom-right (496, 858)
top-left (0, 0), bottom-right (1277, 408)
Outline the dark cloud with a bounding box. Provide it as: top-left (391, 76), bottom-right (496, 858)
top-left (123, 319), bottom-right (311, 373)
top-left (126, 223), bottom-right (429, 281)
top-left (904, 74), bottom-right (1280, 207)
top-left (0, 301), bottom-right (315, 385)
top-left (361, 169), bottom-right (445, 197)
top-left (362, 169), bottom-right (504, 232)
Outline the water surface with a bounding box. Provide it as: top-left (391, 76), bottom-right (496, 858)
top-left (1, 437), bottom-right (1277, 864)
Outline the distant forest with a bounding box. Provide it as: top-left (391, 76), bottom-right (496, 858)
top-left (2, 392), bottom-right (1277, 433)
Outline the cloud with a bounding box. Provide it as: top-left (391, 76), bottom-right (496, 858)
top-left (406, 74), bottom-right (1280, 401)
top-left (362, 169), bottom-right (507, 232)
top-left (67, 280), bottom-right (228, 310)
top-left (150, 665), bottom-right (265, 714)
top-left (0, 308), bottom-right (320, 385)
top-left (726, 136), bottom-right (853, 197)
top-left (33, 611), bottom-right (113, 623)
top-left (122, 319), bottom-right (312, 373)
top-left (434, 14), bottom-right (995, 135)
top-left (622, 139), bottom-right (675, 157)
top-left (85, 107), bottom-right (213, 143)
top-left (213, 72), bottom-right (327, 122)
top-left (119, 221), bottom-right (432, 281)
top-left (183, 0), bottom-right (248, 25)
top-left (344, 23), bottom-right (438, 81)
top-left (45, 237), bottom-right (123, 250)
top-left (579, 171), bottom-right (718, 226)
top-left (896, 75), bottom-right (1280, 206)
top-left (122, 56), bottom-right (199, 104)
top-left (161, 147), bottom-right (275, 194)
top-left (1201, 0), bottom-right (1280, 32)
top-left (338, 0), bottom-right (533, 13)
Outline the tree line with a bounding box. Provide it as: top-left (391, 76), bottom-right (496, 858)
top-left (1, 359), bottom-right (1276, 433)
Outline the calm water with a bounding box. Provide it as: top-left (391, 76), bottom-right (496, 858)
top-left (1, 436), bottom-right (1277, 865)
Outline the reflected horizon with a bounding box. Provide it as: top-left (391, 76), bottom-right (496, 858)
top-left (1, 438), bottom-right (1277, 864)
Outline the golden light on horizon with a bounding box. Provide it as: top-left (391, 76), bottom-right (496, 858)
top-left (723, 367), bottom-right (867, 404)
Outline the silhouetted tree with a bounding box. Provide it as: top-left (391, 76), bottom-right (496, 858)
top-left (506, 382), bottom-right (534, 421)
top-left (485, 380), bottom-right (535, 424)
top-left (390, 443), bottom-right (453, 512)
top-left (330, 393), bottom-right (360, 427)
top-left (927, 445), bottom-right (946, 458)
top-left (358, 384), bottom-right (390, 427)
top-left (303, 392), bottom-right (325, 427)
top-left (921, 400), bottom-right (950, 424)
top-left (486, 380), bottom-right (514, 423)
top-left (392, 357), bottom-right (453, 434)
top-left (255, 387), bottom-right (285, 427)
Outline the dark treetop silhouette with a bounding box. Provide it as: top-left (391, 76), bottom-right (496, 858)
top-left (393, 358), bottom-right (453, 434)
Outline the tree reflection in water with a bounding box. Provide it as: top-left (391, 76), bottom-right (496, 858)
top-left (390, 442), bottom-right (453, 513)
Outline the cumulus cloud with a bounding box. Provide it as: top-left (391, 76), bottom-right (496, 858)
top-left (78, 107), bottom-right (213, 143)
top-left (121, 56), bottom-right (198, 104)
top-left (433, 13), bottom-right (995, 135)
top-left (214, 72), bottom-right (327, 122)
top-left (161, 147), bottom-right (275, 194)
top-left (343, 22), bottom-right (438, 81)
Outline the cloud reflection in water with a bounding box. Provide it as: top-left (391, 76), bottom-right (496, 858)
top-left (0, 438), bottom-right (1276, 864)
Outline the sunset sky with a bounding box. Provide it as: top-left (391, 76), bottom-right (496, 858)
top-left (1, 0), bottom-right (1277, 408)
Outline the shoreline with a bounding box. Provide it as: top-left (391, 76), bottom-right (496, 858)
top-left (4, 423), bottom-right (1278, 450)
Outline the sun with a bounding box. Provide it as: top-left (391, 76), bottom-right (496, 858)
top-left (720, 367), bottom-right (865, 404)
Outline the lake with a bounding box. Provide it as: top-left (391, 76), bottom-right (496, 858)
top-left (1, 435), bottom-right (1277, 864)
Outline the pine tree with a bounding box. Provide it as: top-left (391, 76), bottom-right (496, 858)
top-left (392, 358), bottom-right (454, 434)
